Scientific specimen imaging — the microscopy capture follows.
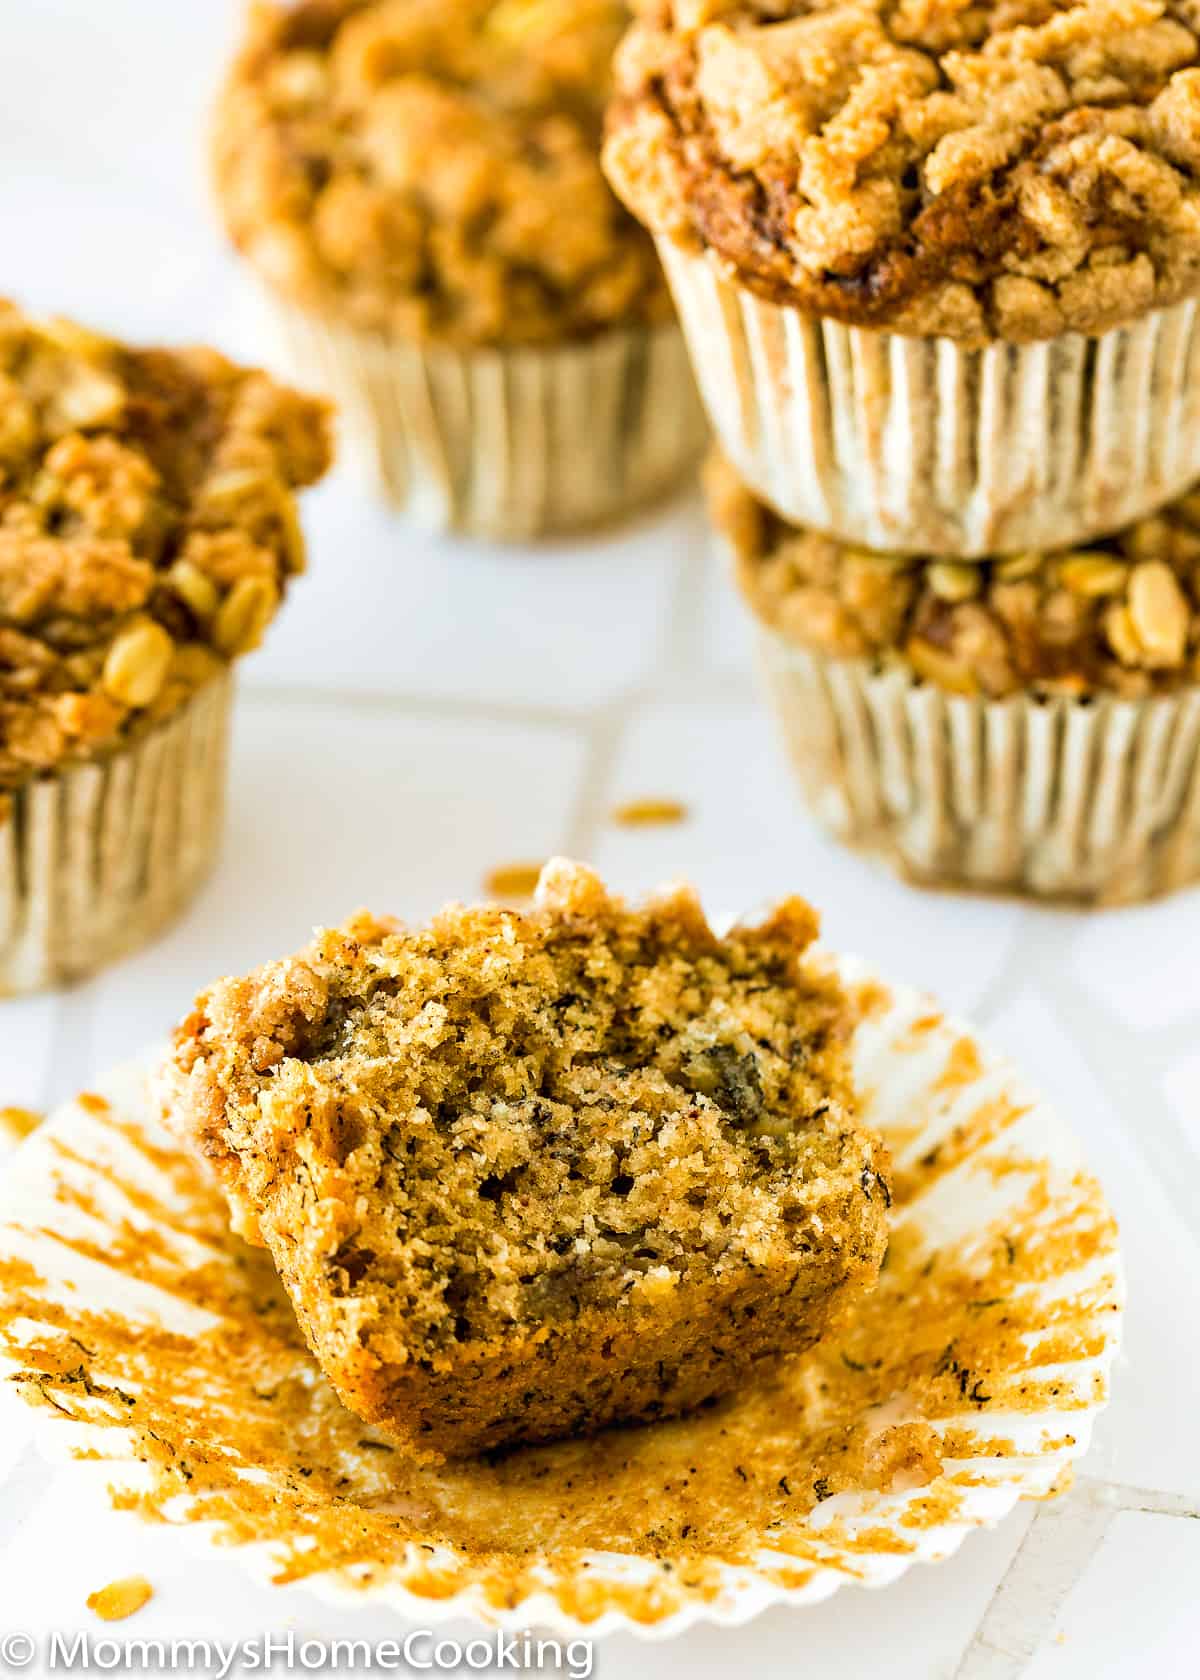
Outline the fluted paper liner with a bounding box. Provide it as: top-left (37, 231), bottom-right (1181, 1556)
top-left (755, 627), bottom-right (1200, 903)
top-left (660, 240), bottom-right (1200, 557)
top-left (268, 298), bottom-right (708, 539)
top-left (0, 673), bottom-right (232, 994)
top-left (0, 959), bottom-right (1121, 1636)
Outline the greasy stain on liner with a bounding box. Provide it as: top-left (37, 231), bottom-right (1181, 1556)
top-left (0, 977), bottom-right (1121, 1630)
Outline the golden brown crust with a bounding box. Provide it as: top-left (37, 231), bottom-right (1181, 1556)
top-left (213, 0), bottom-right (673, 347)
top-left (0, 302), bottom-right (332, 800)
top-left (161, 860), bottom-right (889, 1459)
top-left (605, 0), bottom-right (1200, 342)
top-left (710, 451), bottom-right (1200, 695)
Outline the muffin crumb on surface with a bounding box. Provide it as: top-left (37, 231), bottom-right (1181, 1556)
top-left (0, 300), bottom-right (332, 803)
top-left (605, 0), bottom-right (1200, 341)
top-left (162, 860), bottom-right (889, 1459)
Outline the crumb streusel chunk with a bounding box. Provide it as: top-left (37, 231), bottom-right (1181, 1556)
top-left (710, 453), bottom-right (1200, 696)
top-left (605, 0), bottom-right (1200, 342)
top-left (162, 860), bottom-right (889, 1460)
top-left (0, 302), bottom-right (332, 803)
top-left (214, 0), bottom-right (672, 347)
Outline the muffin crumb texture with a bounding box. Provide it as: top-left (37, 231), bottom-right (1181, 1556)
top-left (215, 0), bottom-right (672, 347)
top-left (163, 860), bottom-right (889, 1459)
top-left (710, 455), bottom-right (1200, 696)
top-left (606, 0), bottom-right (1200, 341)
top-left (0, 300), bottom-right (332, 803)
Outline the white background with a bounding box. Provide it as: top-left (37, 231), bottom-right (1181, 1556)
top-left (0, 4), bottom-right (1198, 1676)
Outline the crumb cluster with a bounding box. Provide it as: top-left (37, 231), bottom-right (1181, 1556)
top-left (605, 0), bottom-right (1200, 342)
top-left (0, 302), bottom-right (332, 803)
top-left (710, 454), bottom-right (1200, 695)
top-left (162, 860), bottom-right (888, 1458)
top-left (214, 0), bottom-right (673, 347)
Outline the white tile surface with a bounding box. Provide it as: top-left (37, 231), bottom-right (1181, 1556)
top-left (0, 3), bottom-right (1197, 1677)
top-left (1025, 1511), bottom-right (1200, 1680)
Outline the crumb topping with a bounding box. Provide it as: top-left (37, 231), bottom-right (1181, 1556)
top-left (605, 0), bottom-right (1200, 341)
top-left (0, 302), bottom-right (332, 800)
top-left (214, 0), bottom-right (673, 347)
top-left (710, 453), bottom-right (1200, 696)
top-left (163, 860), bottom-right (887, 1453)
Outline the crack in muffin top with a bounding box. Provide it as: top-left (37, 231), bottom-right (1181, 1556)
top-left (0, 301), bottom-right (332, 802)
top-left (213, 0), bottom-right (673, 346)
top-left (163, 860), bottom-right (887, 1366)
top-left (604, 0), bottom-right (1200, 341)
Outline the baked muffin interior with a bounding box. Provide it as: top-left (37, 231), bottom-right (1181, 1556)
top-left (164, 862), bottom-right (888, 1455)
top-left (170, 861), bottom-right (879, 1357)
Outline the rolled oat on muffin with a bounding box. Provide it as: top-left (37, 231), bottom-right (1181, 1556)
top-left (608, 0), bottom-right (1200, 555)
top-left (0, 300), bottom-right (332, 993)
top-left (710, 452), bottom-right (1200, 903)
top-left (213, 0), bottom-right (707, 538)
top-left (161, 859), bottom-right (889, 1460)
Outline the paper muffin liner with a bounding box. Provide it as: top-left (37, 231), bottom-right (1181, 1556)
top-left (753, 622), bottom-right (1200, 903)
top-left (0, 672), bottom-right (232, 995)
top-left (0, 957), bottom-right (1122, 1637)
top-left (659, 239), bottom-right (1200, 557)
top-left (266, 296), bottom-right (708, 539)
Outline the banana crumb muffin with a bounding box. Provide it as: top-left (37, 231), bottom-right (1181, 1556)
top-left (606, 0), bottom-right (1200, 342)
top-left (216, 0), bottom-right (670, 348)
top-left (211, 0), bottom-right (706, 537)
top-left (0, 300), bottom-right (331, 807)
top-left (162, 860), bottom-right (889, 1460)
top-left (711, 454), bottom-right (1200, 697)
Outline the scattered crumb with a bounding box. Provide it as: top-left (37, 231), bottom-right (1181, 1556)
top-left (613, 798), bottom-right (688, 828)
top-left (483, 862), bottom-right (546, 901)
top-left (77, 1093), bottom-right (110, 1115)
top-left (86, 1577), bottom-right (153, 1622)
top-left (0, 1107), bottom-right (43, 1143)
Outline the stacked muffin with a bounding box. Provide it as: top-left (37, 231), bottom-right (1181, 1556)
top-left (606, 0), bottom-right (1200, 903)
top-left (213, 0), bottom-right (708, 538)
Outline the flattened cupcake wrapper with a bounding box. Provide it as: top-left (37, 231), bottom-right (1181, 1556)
top-left (0, 962), bottom-right (1121, 1636)
top-left (660, 239), bottom-right (1200, 558)
top-left (0, 672), bottom-right (232, 994)
top-left (266, 297), bottom-right (708, 539)
top-left (754, 623), bottom-right (1200, 903)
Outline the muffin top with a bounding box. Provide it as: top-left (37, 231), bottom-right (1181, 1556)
top-left (214, 0), bottom-right (673, 347)
top-left (0, 302), bottom-right (332, 803)
top-left (710, 453), bottom-right (1200, 695)
top-left (605, 0), bottom-right (1200, 342)
top-left (162, 859), bottom-right (886, 1365)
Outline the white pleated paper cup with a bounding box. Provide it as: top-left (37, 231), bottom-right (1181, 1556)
top-left (266, 298), bottom-right (708, 540)
top-left (660, 239), bottom-right (1200, 557)
top-left (0, 959), bottom-right (1121, 1637)
top-left (754, 623), bottom-right (1200, 904)
top-left (0, 671), bottom-right (232, 995)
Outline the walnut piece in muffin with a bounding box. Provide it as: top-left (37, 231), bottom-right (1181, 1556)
top-left (161, 860), bottom-right (889, 1460)
top-left (0, 301), bottom-right (332, 805)
top-left (214, 0), bottom-right (672, 347)
top-left (709, 453), bottom-right (1200, 697)
top-left (606, 0), bottom-right (1200, 342)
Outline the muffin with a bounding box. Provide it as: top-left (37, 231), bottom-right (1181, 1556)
top-left (607, 0), bottom-right (1200, 556)
top-left (160, 859), bottom-right (890, 1460)
top-left (710, 452), bottom-right (1200, 903)
top-left (213, 0), bottom-right (708, 539)
top-left (0, 301), bottom-right (332, 993)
